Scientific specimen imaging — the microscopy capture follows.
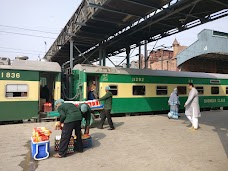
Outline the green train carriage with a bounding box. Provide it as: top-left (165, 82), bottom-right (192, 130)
top-left (0, 59), bottom-right (61, 122)
top-left (71, 64), bottom-right (228, 114)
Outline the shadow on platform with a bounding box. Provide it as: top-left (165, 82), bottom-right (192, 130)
top-left (162, 110), bottom-right (228, 158)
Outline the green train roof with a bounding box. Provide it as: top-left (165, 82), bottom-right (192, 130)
top-left (73, 64), bottom-right (228, 79)
top-left (0, 60), bottom-right (61, 72)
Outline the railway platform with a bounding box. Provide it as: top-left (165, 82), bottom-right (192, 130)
top-left (0, 110), bottom-right (227, 171)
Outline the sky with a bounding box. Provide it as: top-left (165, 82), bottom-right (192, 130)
top-left (0, 0), bottom-right (228, 66)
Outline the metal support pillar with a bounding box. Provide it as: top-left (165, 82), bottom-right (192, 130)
top-left (161, 49), bottom-right (163, 70)
top-left (126, 46), bottom-right (130, 68)
top-left (144, 40), bottom-right (148, 69)
top-left (70, 39), bottom-right (74, 70)
top-left (69, 39), bottom-right (74, 98)
top-left (102, 48), bottom-right (106, 66)
top-left (99, 47), bottom-right (103, 66)
top-left (138, 45), bottom-right (141, 69)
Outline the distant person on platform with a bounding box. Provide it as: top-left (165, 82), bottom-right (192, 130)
top-left (53, 99), bottom-right (83, 158)
top-left (168, 88), bottom-right (180, 119)
top-left (184, 83), bottom-right (201, 130)
top-left (97, 86), bottom-right (115, 130)
top-left (88, 80), bottom-right (97, 100)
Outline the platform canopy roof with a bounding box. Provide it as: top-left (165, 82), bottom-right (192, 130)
top-left (44, 0), bottom-right (228, 66)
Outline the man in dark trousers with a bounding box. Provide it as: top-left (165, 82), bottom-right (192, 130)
top-left (98, 86), bottom-right (115, 130)
top-left (78, 103), bottom-right (91, 135)
top-left (53, 99), bottom-right (83, 158)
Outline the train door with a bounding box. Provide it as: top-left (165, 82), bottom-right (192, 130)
top-left (39, 72), bottom-right (61, 112)
top-left (87, 75), bottom-right (100, 100)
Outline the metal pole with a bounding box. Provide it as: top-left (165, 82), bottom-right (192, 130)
top-left (138, 45), bottom-right (141, 69)
top-left (74, 45), bottom-right (92, 64)
top-left (102, 48), bottom-right (106, 66)
top-left (70, 39), bottom-right (74, 70)
top-left (69, 39), bottom-right (74, 98)
top-left (126, 47), bottom-right (130, 68)
top-left (161, 49), bottom-right (163, 70)
top-left (44, 41), bottom-right (47, 54)
top-left (144, 40), bottom-right (148, 69)
top-left (107, 57), bottom-right (117, 67)
top-left (99, 47), bottom-right (103, 66)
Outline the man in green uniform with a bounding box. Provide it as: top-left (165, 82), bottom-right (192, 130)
top-left (98, 86), bottom-right (115, 130)
top-left (53, 99), bottom-right (84, 158)
top-left (78, 103), bottom-right (91, 134)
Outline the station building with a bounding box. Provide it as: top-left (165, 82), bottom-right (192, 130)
top-left (177, 29), bottom-right (228, 74)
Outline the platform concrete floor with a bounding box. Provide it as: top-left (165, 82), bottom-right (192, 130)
top-left (0, 110), bottom-right (227, 171)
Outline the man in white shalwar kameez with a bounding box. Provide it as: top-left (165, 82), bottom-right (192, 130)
top-left (184, 83), bottom-right (201, 130)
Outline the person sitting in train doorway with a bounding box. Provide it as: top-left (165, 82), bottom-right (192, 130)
top-left (184, 83), bottom-right (201, 130)
top-left (168, 88), bottom-right (180, 119)
top-left (97, 86), bottom-right (115, 130)
top-left (88, 80), bottom-right (98, 100)
top-left (53, 99), bottom-right (83, 158)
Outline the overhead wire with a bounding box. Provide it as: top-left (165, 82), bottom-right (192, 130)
top-left (0, 30), bottom-right (56, 39)
top-left (0, 50), bottom-right (43, 55)
top-left (0, 46), bottom-right (43, 53)
top-left (0, 24), bottom-right (58, 34)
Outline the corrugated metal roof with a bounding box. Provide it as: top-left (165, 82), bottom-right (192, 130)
top-left (45, 0), bottom-right (228, 65)
top-left (0, 60), bottom-right (61, 72)
top-left (73, 64), bottom-right (228, 79)
top-left (177, 29), bottom-right (228, 66)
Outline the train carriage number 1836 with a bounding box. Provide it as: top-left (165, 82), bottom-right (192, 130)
top-left (1, 72), bottom-right (20, 79)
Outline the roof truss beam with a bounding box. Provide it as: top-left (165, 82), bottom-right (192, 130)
top-left (79, 30), bottom-right (108, 37)
top-left (120, 0), bottom-right (160, 9)
top-left (91, 16), bottom-right (127, 26)
top-left (158, 22), bottom-right (176, 28)
top-left (74, 42), bottom-right (94, 47)
top-left (75, 22), bottom-right (117, 32)
top-left (209, 0), bottom-right (228, 7)
top-left (88, 3), bottom-right (143, 18)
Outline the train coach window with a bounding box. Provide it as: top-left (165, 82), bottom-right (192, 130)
top-left (211, 87), bottom-right (219, 94)
top-left (195, 86), bottom-right (204, 95)
top-left (177, 86), bottom-right (187, 95)
top-left (133, 86), bottom-right (145, 95)
top-left (5, 84), bottom-right (28, 98)
top-left (226, 87), bottom-right (228, 94)
top-left (156, 86), bottom-right (167, 95)
top-left (109, 85), bottom-right (118, 95)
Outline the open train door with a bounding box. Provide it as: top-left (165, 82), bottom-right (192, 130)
top-left (38, 62), bottom-right (61, 121)
top-left (87, 75), bottom-right (100, 100)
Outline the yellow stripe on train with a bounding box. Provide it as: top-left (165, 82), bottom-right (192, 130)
top-left (99, 83), bottom-right (227, 98)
